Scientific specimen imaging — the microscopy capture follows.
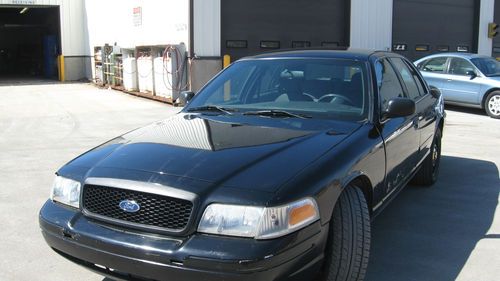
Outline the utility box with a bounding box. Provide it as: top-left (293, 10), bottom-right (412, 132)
top-left (112, 45), bottom-right (123, 87)
top-left (153, 43), bottom-right (188, 102)
top-left (122, 48), bottom-right (138, 91)
top-left (102, 44), bottom-right (122, 86)
top-left (93, 46), bottom-right (103, 85)
top-left (137, 47), bottom-right (154, 93)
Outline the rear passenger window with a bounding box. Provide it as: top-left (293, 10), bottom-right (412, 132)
top-left (390, 58), bottom-right (423, 100)
top-left (420, 57), bottom-right (448, 73)
top-left (375, 59), bottom-right (405, 112)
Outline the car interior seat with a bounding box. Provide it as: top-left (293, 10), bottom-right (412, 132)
top-left (276, 76), bottom-right (310, 102)
top-left (345, 72), bottom-right (363, 108)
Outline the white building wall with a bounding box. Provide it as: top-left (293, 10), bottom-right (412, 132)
top-left (193, 0), bottom-right (220, 57)
top-left (350, 0), bottom-right (393, 51)
top-left (477, 0), bottom-right (495, 56)
top-left (84, 0), bottom-right (189, 50)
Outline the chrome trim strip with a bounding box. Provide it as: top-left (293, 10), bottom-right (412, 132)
top-left (85, 177), bottom-right (197, 202)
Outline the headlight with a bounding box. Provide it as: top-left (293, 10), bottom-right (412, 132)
top-left (198, 198), bottom-right (319, 239)
top-left (50, 176), bottom-right (81, 208)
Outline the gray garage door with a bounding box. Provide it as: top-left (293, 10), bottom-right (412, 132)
top-left (392, 0), bottom-right (479, 61)
top-left (493, 2), bottom-right (500, 59)
top-left (221, 0), bottom-right (349, 61)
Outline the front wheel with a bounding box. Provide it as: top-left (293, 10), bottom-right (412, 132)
top-left (320, 186), bottom-right (371, 281)
top-left (485, 91), bottom-right (500, 119)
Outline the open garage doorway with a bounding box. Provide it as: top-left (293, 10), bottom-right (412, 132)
top-left (0, 6), bottom-right (61, 83)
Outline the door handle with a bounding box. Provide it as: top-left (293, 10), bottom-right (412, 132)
top-left (446, 79), bottom-right (453, 82)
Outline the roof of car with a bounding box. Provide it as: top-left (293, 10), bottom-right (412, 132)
top-left (414, 52), bottom-right (491, 62)
top-left (245, 48), bottom-right (394, 61)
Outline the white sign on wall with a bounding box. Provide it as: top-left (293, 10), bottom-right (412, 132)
top-left (11, 0), bottom-right (36, 4)
top-left (133, 7), bottom-right (142, 27)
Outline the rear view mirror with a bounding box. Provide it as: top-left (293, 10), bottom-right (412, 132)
top-left (466, 70), bottom-right (477, 80)
top-left (429, 86), bottom-right (441, 99)
top-left (179, 91), bottom-right (195, 106)
top-left (383, 97), bottom-right (416, 120)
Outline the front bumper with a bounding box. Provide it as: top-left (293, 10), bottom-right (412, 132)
top-left (39, 200), bottom-right (329, 281)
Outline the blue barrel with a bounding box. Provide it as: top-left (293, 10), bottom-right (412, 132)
top-left (43, 35), bottom-right (58, 79)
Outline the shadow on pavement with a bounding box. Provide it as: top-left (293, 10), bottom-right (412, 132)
top-left (445, 104), bottom-right (487, 117)
top-left (0, 76), bottom-right (63, 87)
top-left (100, 156), bottom-right (499, 281)
top-left (366, 155), bottom-right (499, 281)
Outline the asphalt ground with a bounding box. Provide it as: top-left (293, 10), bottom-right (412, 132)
top-left (0, 82), bottom-right (498, 281)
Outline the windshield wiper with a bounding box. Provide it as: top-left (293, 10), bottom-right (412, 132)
top-left (243, 110), bottom-right (311, 119)
top-left (187, 105), bottom-right (235, 115)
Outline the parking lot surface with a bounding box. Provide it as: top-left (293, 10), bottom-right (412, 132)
top-left (0, 83), bottom-right (498, 281)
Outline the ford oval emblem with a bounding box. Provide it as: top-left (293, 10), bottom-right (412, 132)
top-left (119, 200), bottom-right (140, 213)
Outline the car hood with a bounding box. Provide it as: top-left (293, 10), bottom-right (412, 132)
top-left (63, 113), bottom-right (361, 193)
top-left (486, 76), bottom-right (500, 83)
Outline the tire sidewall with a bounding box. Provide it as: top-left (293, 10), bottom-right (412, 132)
top-left (431, 129), bottom-right (442, 182)
top-left (485, 91), bottom-right (500, 119)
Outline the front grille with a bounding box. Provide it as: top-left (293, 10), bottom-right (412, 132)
top-left (82, 184), bottom-right (193, 231)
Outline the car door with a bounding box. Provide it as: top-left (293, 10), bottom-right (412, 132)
top-left (375, 58), bottom-right (420, 195)
top-left (440, 57), bottom-right (482, 105)
top-left (390, 57), bottom-right (436, 158)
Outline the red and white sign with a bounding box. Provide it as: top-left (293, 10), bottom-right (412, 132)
top-left (133, 7), bottom-right (142, 27)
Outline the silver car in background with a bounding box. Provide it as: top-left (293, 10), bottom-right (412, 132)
top-left (415, 53), bottom-right (500, 118)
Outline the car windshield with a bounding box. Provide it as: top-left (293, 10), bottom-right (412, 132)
top-left (187, 58), bottom-right (370, 121)
top-left (471, 57), bottom-right (500, 76)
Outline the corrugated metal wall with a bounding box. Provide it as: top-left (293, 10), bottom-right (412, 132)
top-left (193, 0), bottom-right (220, 57)
top-left (350, 0), bottom-right (393, 51)
top-left (478, 0), bottom-right (494, 56)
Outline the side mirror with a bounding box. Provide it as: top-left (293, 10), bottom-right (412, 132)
top-left (383, 97), bottom-right (416, 120)
top-left (179, 91), bottom-right (195, 106)
top-left (429, 86), bottom-right (441, 99)
top-left (466, 70), bottom-right (477, 80)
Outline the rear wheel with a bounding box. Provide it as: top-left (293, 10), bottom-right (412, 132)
top-left (411, 128), bottom-right (442, 186)
top-left (485, 91), bottom-right (500, 119)
top-left (320, 186), bottom-right (371, 281)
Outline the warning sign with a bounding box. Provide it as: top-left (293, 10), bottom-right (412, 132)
top-left (133, 7), bottom-right (142, 27)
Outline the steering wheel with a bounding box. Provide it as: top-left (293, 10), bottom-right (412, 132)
top-left (316, 93), bottom-right (355, 105)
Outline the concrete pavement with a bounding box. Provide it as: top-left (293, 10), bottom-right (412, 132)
top-left (0, 82), bottom-right (179, 281)
top-left (0, 82), bottom-right (498, 281)
top-left (366, 106), bottom-right (500, 281)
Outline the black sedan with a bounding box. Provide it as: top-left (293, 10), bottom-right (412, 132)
top-left (39, 49), bottom-right (445, 281)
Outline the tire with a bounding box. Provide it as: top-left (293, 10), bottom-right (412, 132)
top-left (485, 91), bottom-right (500, 119)
top-left (411, 128), bottom-right (442, 186)
top-left (320, 186), bottom-right (371, 281)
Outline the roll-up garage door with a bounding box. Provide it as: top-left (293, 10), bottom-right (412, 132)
top-left (392, 0), bottom-right (479, 61)
top-left (221, 0), bottom-right (349, 61)
top-left (493, 3), bottom-right (500, 59)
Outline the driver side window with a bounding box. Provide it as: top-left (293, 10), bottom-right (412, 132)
top-left (375, 59), bottom-right (406, 112)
